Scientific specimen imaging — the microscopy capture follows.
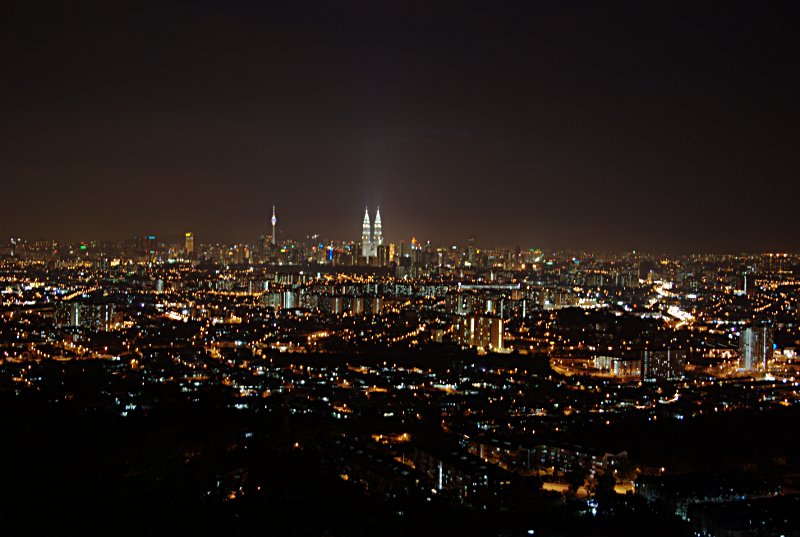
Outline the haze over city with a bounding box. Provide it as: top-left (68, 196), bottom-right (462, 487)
top-left (2, 1), bottom-right (798, 251)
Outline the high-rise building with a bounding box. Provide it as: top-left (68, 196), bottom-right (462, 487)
top-left (55, 296), bottom-right (116, 332)
top-left (377, 244), bottom-right (389, 266)
top-left (360, 207), bottom-right (383, 261)
top-left (362, 207), bottom-right (372, 260)
top-left (184, 232), bottom-right (194, 258)
top-left (271, 206), bottom-right (278, 247)
top-left (739, 324), bottom-right (773, 371)
top-left (374, 207), bottom-right (383, 249)
top-left (593, 356), bottom-right (643, 378)
top-left (455, 315), bottom-right (504, 352)
top-left (466, 235), bottom-right (476, 266)
top-left (641, 349), bottom-right (686, 381)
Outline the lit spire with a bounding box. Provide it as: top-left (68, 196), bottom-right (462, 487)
top-left (362, 207), bottom-right (371, 239)
top-left (362, 207), bottom-right (372, 259)
top-left (271, 205), bottom-right (277, 246)
top-left (373, 207), bottom-right (383, 246)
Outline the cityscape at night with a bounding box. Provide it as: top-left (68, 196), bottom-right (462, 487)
top-left (3, 213), bottom-right (800, 535)
top-left (2, 1), bottom-right (799, 536)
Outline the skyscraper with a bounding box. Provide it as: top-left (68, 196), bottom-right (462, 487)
top-left (466, 235), bottom-right (476, 266)
top-left (374, 207), bottom-right (383, 249)
top-left (184, 232), bottom-right (194, 258)
top-left (739, 324), bottom-right (773, 371)
top-left (360, 207), bottom-right (383, 261)
top-left (271, 206), bottom-right (278, 247)
top-left (362, 207), bottom-right (372, 260)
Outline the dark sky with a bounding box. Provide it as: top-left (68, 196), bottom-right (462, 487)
top-left (1, 0), bottom-right (798, 252)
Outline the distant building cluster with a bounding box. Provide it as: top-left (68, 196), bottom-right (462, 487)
top-left (1, 208), bottom-right (798, 373)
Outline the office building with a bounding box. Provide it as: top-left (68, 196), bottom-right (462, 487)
top-left (184, 232), bottom-right (194, 258)
top-left (360, 207), bottom-right (384, 262)
top-left (361, 207), bottom-right (373, 260)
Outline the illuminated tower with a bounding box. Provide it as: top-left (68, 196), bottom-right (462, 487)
top-left (184, 232), bottom-right (194, 258)
top-left (361, 207), bottom-right (372, 259)
top-left (271, 205), bottom-right (277, 246)
top-left (374, 207), bottom-right (383, 248)
top-left (466, 235), bottom-right (476, 266)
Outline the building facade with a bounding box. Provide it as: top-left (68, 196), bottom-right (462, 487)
top-left (641, 349), bottom-right (686, 381)
top-left (739, 324), bottom-right (773, 371)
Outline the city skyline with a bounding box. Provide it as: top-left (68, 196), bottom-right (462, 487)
top-left (2, 202), bottom-right (799, 256)
top-left (2, 1), bottom-right (798, 252)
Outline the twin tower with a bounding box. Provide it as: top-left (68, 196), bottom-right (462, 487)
top-left (361, 207), bottom-right (383, 259)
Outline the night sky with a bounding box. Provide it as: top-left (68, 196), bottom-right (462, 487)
top-left (2, 0), bottom-right (798, 252)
